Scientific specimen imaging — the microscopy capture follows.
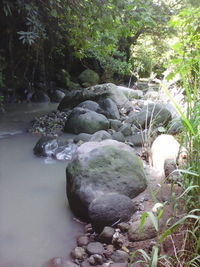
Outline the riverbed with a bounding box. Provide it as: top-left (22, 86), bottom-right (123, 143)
top-left (0, 103), bottom-right (82, 267)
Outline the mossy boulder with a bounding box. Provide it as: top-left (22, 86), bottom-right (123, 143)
top-left (64, 107), bottom-right (109, 134)
top-left (66, 140), bottom-right (147, 220)
top-left (78, 69), bottom-right (100, 87)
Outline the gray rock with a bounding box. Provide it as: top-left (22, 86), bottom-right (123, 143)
top-left (77, 100), bottom-right (101, 113)
top-left (111, 250), bottom-right (129, 263)
top-left (112, 132), bottom-right (125, 142)
top-left (110, 264), bottom-right (128, 267)
top-left (64, 107), bottom-right (109, 134)
top-left (77, 235), bottom-right (90, 247)
top-left (58, 83), bottom-right (132, 112)
top-left (109, 119), bottom-right (123, 131)
top-left (80, 260), bottom-right (92, 267)
top-left (33, 136), bottom-right (77, 161)
top-left (50, 89), bottom-right (65, 103)
top-left (84, 224), bottom-right (93, 234)
top-left (136, 82), bottom-right (149, 92)
top-left (164, 159), bottom-right (181, 183)
top-left (88, 254), bottom-right (103, 265)
top-left (119, 123), bottom-right (132, 136)
top-left (74, 133), bottom-right (92, 143)
top-left (53, 143), bottom-right (77, 161)
top-left (117, 86), bottom-right (143, 99)
top-left (89, 193), bottom-right (136, 233)
top-left (66, 140), bottom-right (147, 220)
top-left (164, 159), bottom-right (177, 178)
top-left (128, 217), bottom-right (157, 241)
top-left (33, 136), bottom-right (58, 157)
top-left (99, 98), bottom-right (120, 119)
top-left (71, 247), bottom-right (87, 260)
top-left (104, 244), bottom-right (114, 258)
top-left (117, 222), bottom-right (130, 232)
top-left (126, 103), bottom-right (172, 129)
top-left (99, 226), bottom-right (115, 244)
top-left (126, 132), bottom-right (146, 147)
top-left (78, 69), bottom-right (100, 87)
top-left (58, 85), bottom-right (109, 111)
top-left (144, 90), bottom-right (159, 100)
top-left (167, 119), bottom-right (183, 135)
top-left (31, 91), bottom-right (50, 102)
top-left (90, 130), bottom-right (112, 142)
top-left (86, 242), bottom-right (104, 255)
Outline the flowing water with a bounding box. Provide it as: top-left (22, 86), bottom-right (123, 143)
top-left (0, 103), bottom-right (83, 267)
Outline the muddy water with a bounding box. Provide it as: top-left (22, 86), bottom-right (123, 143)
top-left (0, 104), bottom-right (82, 267)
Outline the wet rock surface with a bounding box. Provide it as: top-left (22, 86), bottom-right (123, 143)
top-left (33, 136), bottom-right (77, 161)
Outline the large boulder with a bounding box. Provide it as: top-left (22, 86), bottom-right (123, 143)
top-left (78, 69), bottom-right (100, 87)
top-left (89, 193), bottom-right (136, 232)
top-left (125, 103), bottom-right (172, 128)
top-left (64, 107), bottom-right (109, 134)
top-left (58, 83), bottom-right (132, 111)
top-left (66, 140), bottom-right (147, 220)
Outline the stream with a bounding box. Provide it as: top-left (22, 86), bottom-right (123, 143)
top-left (0, 103), bottom-right (83, 267)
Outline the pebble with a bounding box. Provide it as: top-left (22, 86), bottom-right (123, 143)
top-left (86, 242), bottom-right (104, 256)
top-left (99, 226), bottom-right (115, 244)
top-left (88, 254), bottom-right (103, 265)
top-left (85, 224), bottom-right (94, 234)
top-left (110, 264), bottom-right (128, 267)
top-left (112, 230), bottom-right (124, 249)
top-left (103, 244), bottom-right (114, 259)
top-left (71, 247), bottom-right (87, 260)
top-left (117, 223), bottom-right (129, 232)
top-left (111, 250), bottom-right (129, 263)
top-left (77, 235), bottom-right (90, 247)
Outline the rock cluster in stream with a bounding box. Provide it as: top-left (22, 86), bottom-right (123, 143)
top-left (46, 197), bottom-right (162, 267)
top-left (32, 81), bottom-right (185, 267)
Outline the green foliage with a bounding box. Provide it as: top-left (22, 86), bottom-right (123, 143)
top-left (131, 36), bottom-right (171, 77)
top-left (61, 0), bottom-right (176, 76)
top-left (166, 7), bottom-right (200, 202)
top-left (167, 7), bottom-right (200, 86)
top-left (1, 0), bottom-right (183, 82)
top-left (153, 5), bottom-right (200, 266)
